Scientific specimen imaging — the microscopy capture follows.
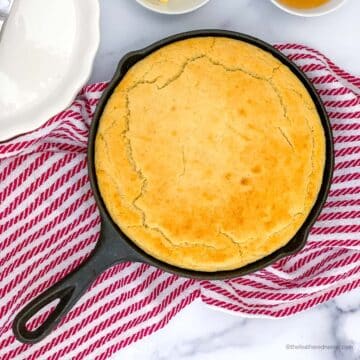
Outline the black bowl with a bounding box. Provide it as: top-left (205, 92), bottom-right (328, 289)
top-left (13, 29), bottom-right (334, 344)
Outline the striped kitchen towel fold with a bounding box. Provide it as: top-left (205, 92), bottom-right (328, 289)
top-left (0, 44), bottom-right (359, 360)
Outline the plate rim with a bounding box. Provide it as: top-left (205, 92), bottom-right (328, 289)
top-left (270, 0), bottom-right (347, 17)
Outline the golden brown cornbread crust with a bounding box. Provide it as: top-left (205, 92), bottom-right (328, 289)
top-left (95, 37), bottom-right (325, 272)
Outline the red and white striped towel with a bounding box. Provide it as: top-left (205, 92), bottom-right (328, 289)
top-left (0, 44), bottom-right (360, 360)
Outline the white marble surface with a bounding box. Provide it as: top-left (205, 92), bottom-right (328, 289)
top-left (91, 0), bottom-right (360, 84)
top-left (91, 1), bottom-right (360, 359)
top-left (114, 290), bottom-right (360, 360)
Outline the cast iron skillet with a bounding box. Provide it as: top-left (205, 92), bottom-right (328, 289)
top-left (13, 29), bottom-right (334, 344)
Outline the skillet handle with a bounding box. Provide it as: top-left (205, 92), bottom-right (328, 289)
top-left (12, 222), bottom-right (137, 344)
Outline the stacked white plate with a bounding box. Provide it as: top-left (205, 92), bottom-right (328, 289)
top-left (0, 0), bottom-right (100, 141)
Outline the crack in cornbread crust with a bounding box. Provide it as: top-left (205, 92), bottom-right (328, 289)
top-left (95, 37), bottom-right (325, 271)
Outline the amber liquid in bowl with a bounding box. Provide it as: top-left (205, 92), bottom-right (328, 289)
top-left (277, 0), bottom-right (330, 8)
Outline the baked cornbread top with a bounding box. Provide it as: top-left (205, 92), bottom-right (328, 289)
top-left (95, 37), bottom-right (325, 272)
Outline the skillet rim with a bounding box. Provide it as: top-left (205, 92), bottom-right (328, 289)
top-left (87, 29), bottom-right (334, 280)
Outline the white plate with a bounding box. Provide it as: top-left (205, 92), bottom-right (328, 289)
top-left (0, 0), bottom-right (100, 142)
top-left (135, 0), bottom-right (210, 15)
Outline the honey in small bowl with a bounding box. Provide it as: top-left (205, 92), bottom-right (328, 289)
top-left (277, 0), bottom-right (330, 9)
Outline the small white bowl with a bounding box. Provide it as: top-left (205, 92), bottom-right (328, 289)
top-left (135, 0), bottom-right (210, 15)
top-left (271, 0), bottom-right (347, 17)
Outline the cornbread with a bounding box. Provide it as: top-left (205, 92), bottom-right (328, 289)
top-left (95, 37), bottom-right (325, 272)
